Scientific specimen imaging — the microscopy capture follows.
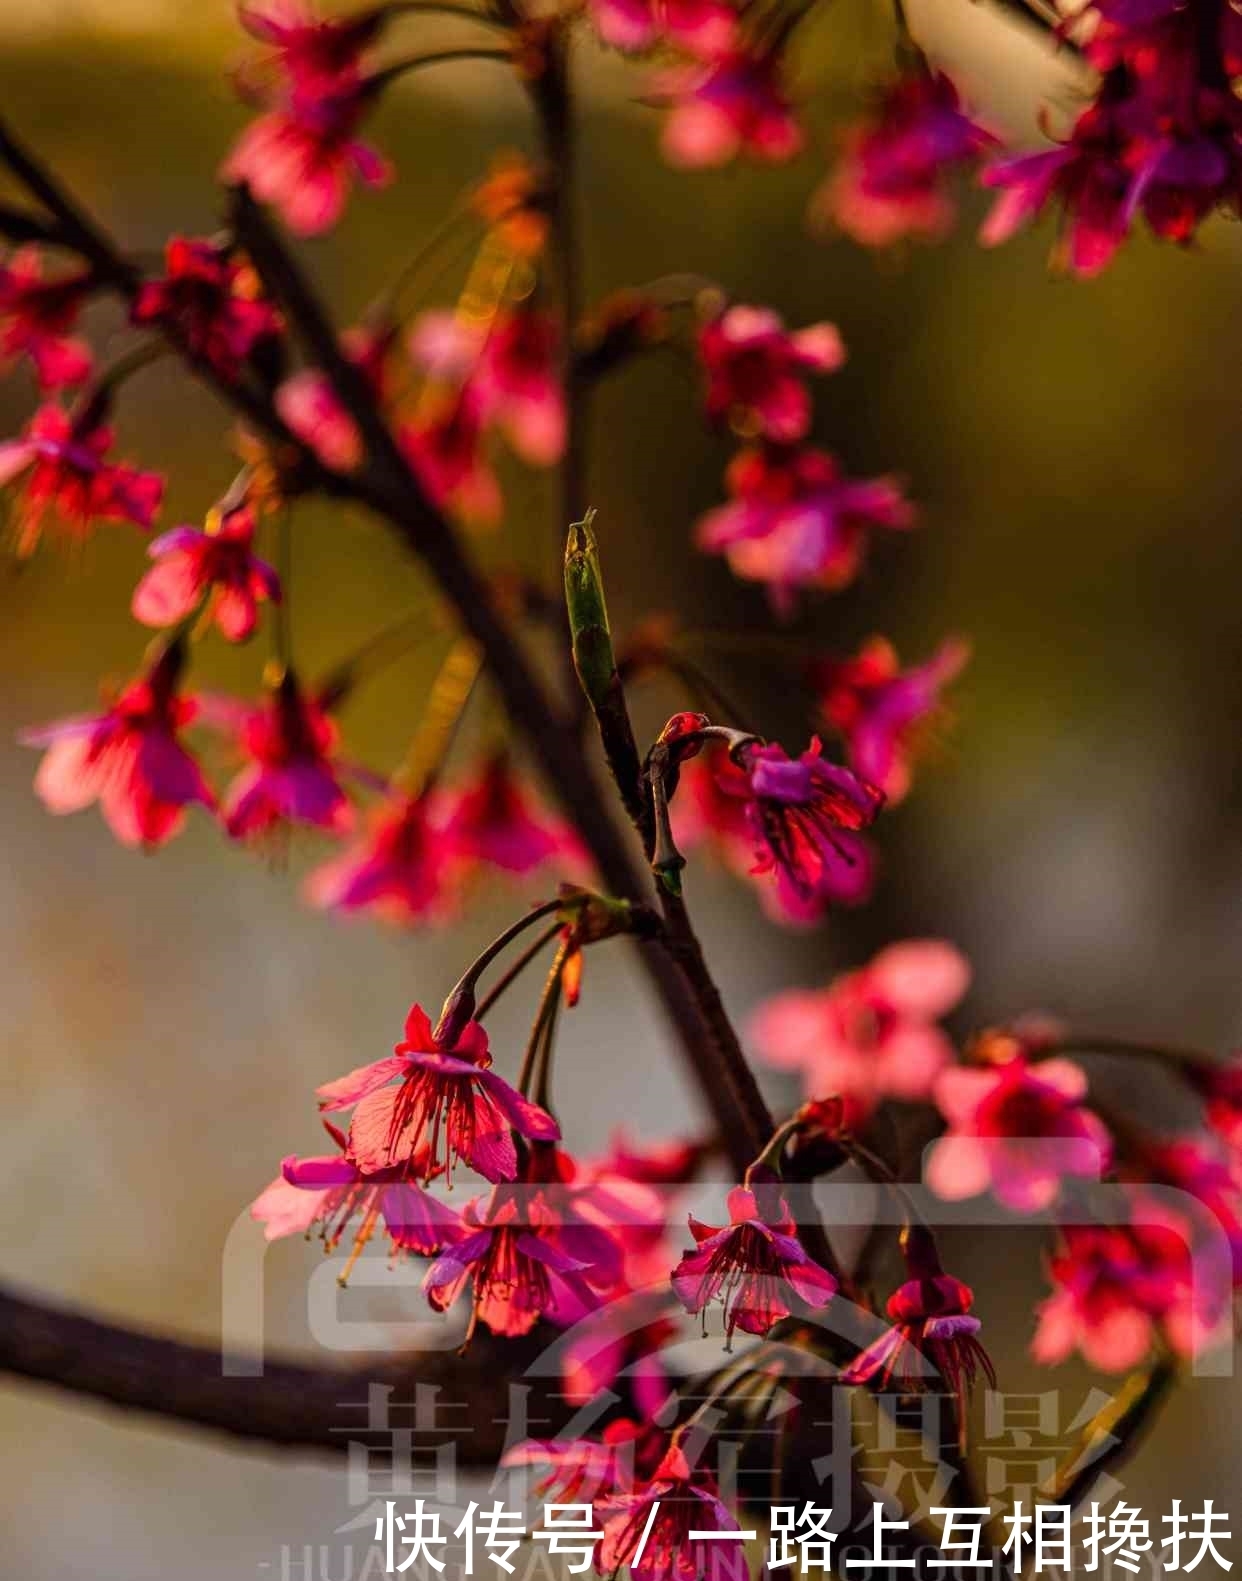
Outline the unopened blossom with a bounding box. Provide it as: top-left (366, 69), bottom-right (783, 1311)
top-left (841, 1271), bottom-right (995, 1428)
top-left (304, 789), bottom-right (455, 926)
top-left (220, 672), bottom-right (352, 840)
top-left (658, 48), bottom-right (803, 169)
top-left (0, 401), bottom-right (163, 557)
top-left (698, 305), bottom-right (845, 442)
top-left (132, 503), bottom-right (280, 642)
top-left (596, 1443), bottom-right (748, 1581)
top-left (442, 754), bottom-right (572, 877)
top-left (223, 79), bottom-right (392, 236)
top-left (671, 1180), bottom-right (836, 1344)
top-left (588, 0), bottom-right (734, 54)
top-left (697, 441), bottom-right (915, 614)
top-left (819, 70), bottom-right (993, 247)
top-left (423, 1174), bottom-right (610, 1340)
top-left (810, 636), bottom-right (970, 803)
top-left (318, 1003), bottom-right (560, 1183)
top-left (20, 641), bottom-right (214, 849)
top-left (251, 1119), bottom-right (462, 1279)
top-left (0, 247), bottom-right (93, 390)
top-left (1032, 1211), bottom-right (1228, 1371)
top-left (927, 1054), bottom-right (1113, 1212)
top-left (751, 939), bottom-right (970, 1121)
top-left (727, 736), bottom-right (883, 919)
top-left (131, 236), bottom-right (280, 377)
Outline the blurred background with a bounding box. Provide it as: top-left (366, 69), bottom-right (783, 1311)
top-left (2, 0), bottom-right (1241, 1573)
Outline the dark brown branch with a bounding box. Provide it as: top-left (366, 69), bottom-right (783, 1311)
top-left (0, 1280), bottom-right (556, 1463)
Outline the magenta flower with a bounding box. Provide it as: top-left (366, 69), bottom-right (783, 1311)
top-left (1032, 1212), bottom-right (1228, 1372)
top-left (317, 1003), bottom-right (560, 1184)
top-left (0, 402), bottom-right (163, 557)
top-left (811, 635), bottom-right (970, 803)
top-left (841, 1273), bottom-right (995, 1420)
top-left (131, 236), bottom-right (281, 378)
top-left (657, 48), bottom-right (803, 169)
top-left (927, 1055), bottom-right (1113, 1212)
top-left (401, 385), bottom-right (501, 526)
top-left (251, 1120), bottom-right (462, 1278)
top-left (304, 789), bottom-right (455, 926)
top-left (223, 80), bottom-right (392, 237)
top-left (587, 0), bottom-right (735, 56)
top-left (671, 1181), bottom-right (836, 1344)
top-left (697, 441), bottom-right (915, 614)
top-left (1190, 1056), bottom-right (1242, 1160)
top-left (275, 321), bottom-right (392, 472)
top-left (820, 70), bottom-right (993, 247)
top-left (0, 246), bottom-right (93, 390)
top-left (596, 1444), bottom-right (748, 1581)
top-left (220, 673), bottom-right (352, 840)
top-left (504, 1420), bottom-right (667, 1507)
top-left (751, 939), bottom-right (970, 1122)
top-left (727, 736), bottom-right (883, 918)
top-left (235, 0), bottom-right (386, 96)
top-left (20, 643), bottom-right (214, 849)
top-left (698, 305), bottom-right (845, 442)
top-left (443, 754), bottom-right (574, 877)
top-left (132, 503), bottom-right (280, 641)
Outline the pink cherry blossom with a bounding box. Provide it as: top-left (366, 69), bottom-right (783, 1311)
top-left (251, 1119), bottom-right (462, 1278)
top-left (504, 1420), bottom-right (667, 1507)
top-left (751, 939), bottom-right (970, 1121)
top-left (810, 635), bottom-right (970, 803)
top-left (819, 70), bottom-right (993, 247)
top-left (596, 1444), bottom-right (748, 1581)
top-left (442, 754), bottom-right (575, 878)
top-left (401, 385), bottom-right (501, 526)
top-left (0, 402), bottom-right (163, 557)
top-left (131, 236), bottom-right (281, 377)
top-left (235, 0), bottom-right (386, 96)
top-left (657, 48), bottom-right (803, 169)
top-left (317, 1003), bottom-right (560, 1184)
top-left (696, 441), bottom-right (915, 614)
top-left (927, 1055), bottom-right (1113, 1212)
top-left (219, 673), bottom-right (353, 840)
top-left (587, 0), bottom-right (735, 56)
top-left (671, 1180), bottom-right (836, 1344)
top-left (20, 642), bottom-right (214, 849)
top-left (0, 247), bottom-right (93, 390)
top-left (304, 789), bottom-right (455, 926)
top-left (275, 321), bottom-right (393, 471)
top-left (698, 305), bottom-right (845, 442)
top-left (132, 503), bottom-right (280, 642)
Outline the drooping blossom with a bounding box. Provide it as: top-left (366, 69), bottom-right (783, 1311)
top-left (401, 385), bottom-right (501, 526)
top-left (503, 1419), bottom-right (667, 1508)
top-left (132, 502), bottom-right (281, 641)
top-left (220, 671), bottom-right (353, 840)
top-left (818, 70), bottom-right (993, 246)
top-left (558, 1287), bottom-right (679, 1417)
top-left (131, 236), bottom-right (281, 377)
top-left (927, 1054), bottom-right (1113, 1212)
top-left (317, 1003), bottom-right (560, 1184)
top-left (1032, 1210), bottom-right (1230, 1372)
top-left (423, 1156), bottom-right (618, 1341)
top-left (304, 788), bottom-right (455, 926)
top-left (596, 1443), bottom-right (748, 1581)
top-left (698, 305), bottom-right (845, 443)
top-left (587, 0), bottom-right (735, 55)
top-left (593, 1128), bottom-right (705, 1186)
top-left (223, 78), bottom-right (392, 236)
top-left (0, 247), bottom-right (94, 390)
top-left (840, 1271), bottom-right (995, 1433)
top-left (724, 736), bottom-right (884, 920)
top-left (751, 939), bottom-right (970, 1122)
top-left (657, 48), bottom-right (803, 169)
top-left (442, 753), bottom-right (575, 878)
top-left (1136, 1136), bottom-right (1242, 1280)
top-left (697, 441), bottom-right (915, 614)
top-left (671, 1179), bottom-right (837, 1345)
top-left (234, 0), bottom-right (388, 97)
top-left (810, 636), bottom-right (970, 803)
top-left (20, 640), bottom-right (214, 849)
top-left (251, 1118), bottom-right (462, 1280)
top-left (0, 401), bottom-right (163, 557)
top-left (671, 747), bottom-right (877, 925)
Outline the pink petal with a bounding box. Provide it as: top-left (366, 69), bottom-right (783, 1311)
top-left (315, 1053), bottom-right (407, 1111)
